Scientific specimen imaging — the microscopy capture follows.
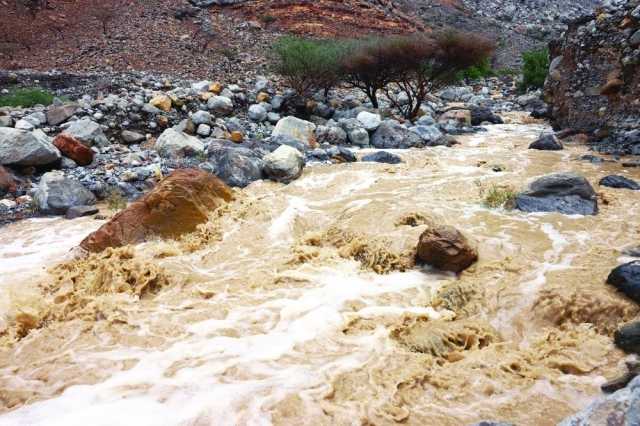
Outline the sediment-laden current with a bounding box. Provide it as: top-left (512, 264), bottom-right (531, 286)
top-left (1, 117), bottom-right (639, 425)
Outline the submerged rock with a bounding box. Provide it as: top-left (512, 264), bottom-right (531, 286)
top-left (600, 175), bottom-right (640, 190)
top-left (416, 225), bottom-right (478, 273)
top-left (614, 322), bottom-right (640, 354)
top-left (529, 133), bottom-right (563, 151)
top-left (263, 145), bottom-right (305, 183)
top-left (361, 151), bottom-right (402, 164)
top-left (65, 205), bottom-right (99, 219)
top-left (607, 261), bottom-right (640, 304)
top-left (558, 376), bottom-right (640, 425)
top-left (515, 173), bottom-right (598, 215)
top-left (80, 169), bottom-right (232, 252)
top-left (34, 171), bottom-right (96, 215)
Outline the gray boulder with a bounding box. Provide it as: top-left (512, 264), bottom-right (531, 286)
top-left (191, 110), bottom-right (212, 126)
top-left (516, 173), bottom-right (598, 215)
top-left (370, 120), bottom-right (424, 149)
top-left (410, 125), bottom-right (446, 146)
top-left (340, 119), bottom-right (370, 147)
top-left (264, 145), bottom-right (305, 183)
top-left (34, 171), bottom-right (96, 215)
top-left (0, 128), bottom-right (60, 166)
top-left (155, 128), bottom-right (204, 158)
top-left (272, 116), bottom-right (317, 148)
top-left (207, 96), bottom-right (234, 115)
top-left (361, 151), bottom-right (402, 164)
top-left (65, 119), bottom-right (109, 147)
top-left (46, 104), bottom-right (78, 126)
top-left (356, 111), bottom-right (381, 131)
top-left (248, 104), bottom-right (267, 122)
top-left (206, 145), bottom-right (264, 188)
top-left (558, 376), bottom-right (639, 426)
top-left (600, 175), bottom-right (640, 190)
top-left (0, 116), bottom-right (13, 127)
top-left (316, 125), bottom-right (347, 146)
top-left (120, 130), bottom-right (145, 145)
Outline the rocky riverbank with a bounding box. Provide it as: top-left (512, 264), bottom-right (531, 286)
top-left (1, 70), bottom-right (529, 225)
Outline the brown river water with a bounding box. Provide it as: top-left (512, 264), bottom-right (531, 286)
top-left (0, 115), bottom-right (639, 425)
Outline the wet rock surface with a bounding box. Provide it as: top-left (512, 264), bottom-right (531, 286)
top-left (416, 225), bottom-right (478, 273)
top-left (80, 168), bottom-right (233, 252)
top-left (607, 261), bottom-right (640, 304)
top-left (516, 173), bottom-right (598, 215)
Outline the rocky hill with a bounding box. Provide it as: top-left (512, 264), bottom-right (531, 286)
top-left (545, 0), bottom-right (640, 155)
top-left (0, 0), bottom-right (601, 76)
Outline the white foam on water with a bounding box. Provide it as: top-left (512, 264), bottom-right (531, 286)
top-left (0, 264), bottom-right (443, 426)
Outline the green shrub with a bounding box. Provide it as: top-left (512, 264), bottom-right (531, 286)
top-left (271, 36), bottom-right (345, 100)
top-left (480, 183), bottom-right (517, 209)
top-left (519, 48), bottom-right (549, 92)
top-left (459, 58), bottom-right (494, 80)
top-left (0, 87), bottom-right (54, 108)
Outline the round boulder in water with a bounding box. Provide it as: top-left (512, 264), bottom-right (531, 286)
top-left (614, 321), bottom-right (640, 354)
top-left (416, 225), bottom-right (478, 273)
top-left (263, 145), bottom-right (305, 183)
top-left (607, 261), bottom-right (640, 304)
top-left (529, 133), bottom-right (563, 151)
top-left (515, 173), bottom-right (598, 215)
top-left (599, 175), bottom-right (640, 190)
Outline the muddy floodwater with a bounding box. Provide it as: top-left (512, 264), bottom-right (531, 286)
top-left (0, 117), bottom-right (639, 425)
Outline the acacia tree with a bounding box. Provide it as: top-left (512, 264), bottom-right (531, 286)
top-left (382, 32), bottom-right (494, 119)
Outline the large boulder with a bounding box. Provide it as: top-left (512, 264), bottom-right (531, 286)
top-left (607, 261), bottom-right (640, 304)
top-left (272, 117), bottom-right (317, 148)
top-left (206, 145), bottom-right (265, 188)
top-left (515, 173), bottom-right (598, 215)
top-left (558, 376), bottom-right (640, 426)
top-left (0, 128), bottom-right (60, 166)
top-left (155, 128), bottom-right (204, 158)
top-left (470, 106), bottom-right (503, 126)
top-left (438, 109), bottom-right (472, 126)
top-left (263, 145), bottom-right (305, 183)
top-left (80, 169), bottom-right (233, 252)
top-left (34, 171), bottom-right (96, 215)
top-left (370, 120), bottom-right (423, 149)
top-left (340, 119), bottom-right (369, 147)
top-left (529, 133), bottom-right (563, 151)
top-left (416, 225), bottom-right (478, 273)
top-left (46, 104), bottom-right (78, 126)
top-left (65, 119), bottom-right (109, 147)
top-left (53, 133), bottom-right (94, 166)
top-left (600, 175), bottom-right (640, 190)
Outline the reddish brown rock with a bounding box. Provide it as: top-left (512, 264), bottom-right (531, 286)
top-left (0, 165), bottom-right (17, 195)
top-left (416, 225), bottom-right (478, 273)
top-left (53, 133), bottom-right (94, 166)
top-left (80, 169), bottom-right (233, 252)
top-left (600, 78), bottom-right (624, 96)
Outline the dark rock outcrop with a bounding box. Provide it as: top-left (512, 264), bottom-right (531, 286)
top-left (607, 261), bottom-right (640, 304)
top-left (80, 169), bottom-right (233, 252)
top-left (599, 175), bottom-right (640, 190)
top-left (528, 133), bottom-right (563, 151)
top-left (615, 322), bottom-right (640, 354)
top-left (515, 173), bottom-right (598, 215)
top-left (361, 151), bottom-right (403, 164)
top-left (545, 2), bottom-right (640, 154)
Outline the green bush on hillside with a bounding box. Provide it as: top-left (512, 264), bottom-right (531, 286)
top-left (270, 36), bottom-right (345, 99)
top-left (520, 48), bottom-right (549, 92)
top-left (0, 87), bottom-right (54, 108)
